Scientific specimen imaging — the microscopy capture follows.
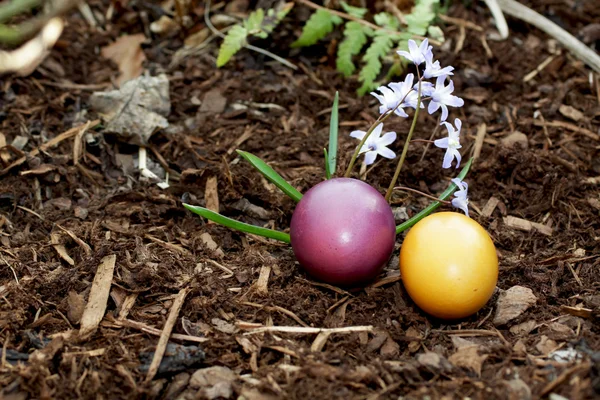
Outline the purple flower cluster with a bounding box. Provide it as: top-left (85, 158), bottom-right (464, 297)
top-left (350, 39), bottom-right (470, 216)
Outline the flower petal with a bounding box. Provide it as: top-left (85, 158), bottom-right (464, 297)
top-left (428, 100), bottom-right (440, 115)
top-left (451, 197), bottom-right (470, 217)
top-left (442, 148), bottom-right (454, 169)
top-left (453, 149), bottom-right (462, 169)
top-left (377, 147), bottom-right (396, 159)
top-left (440, 104), bottom-right (449, 121)
top-left (379, 131), bottom-right (397, 146)
top-left (350, 130), bottom-right (366, 139)
top-left (363, 151), bottom-right (377, 165)
top-left (444, 95), bottom-right (465, 108)
top-left (434, 137), bottom-right (449, 149)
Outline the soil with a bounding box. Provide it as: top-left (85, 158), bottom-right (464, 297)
top-left (1, 1), bottom-right (599, 399)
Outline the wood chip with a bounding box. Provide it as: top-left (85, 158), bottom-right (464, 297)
top-left (503, 216), bottom-right (553, 236)
top-left (310, 331), bottom-right (332, 352)
top-left (79, 255), bottom-right (117, 339)
top-left (144, 287), bottom-right (190, 383)
top-left (472, 123), bottom-right (487, 160)
top-left (481, 196), bottom-right (500, 218)
top-left (558, 104), bottom-right (584, 122)
top-left (56, 224), bottom-right (92, 256)
top-left (51, 232), bottom-right (75, 265)
top-left (559, 305), bottom-right (592, 319)
top-left (204, 175), bottom-right (219, 215)
top-left (254, 264), bottom-right (271, 295)
top-left (1, 120), bottom-right (100, 176)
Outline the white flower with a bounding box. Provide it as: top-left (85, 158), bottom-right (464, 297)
top-left (414, 80), bottom-right (435, 97)
top-left (371, 85), bottom-right (409, 118)
top-left (397, 39), bottom-right (432, 66)
top-left (350, 123), bottom-right (397, 165)
top-left (428, 75), bottom-right (464, 121)
top-left (434, 118), bottom-right (462, 169)
top-left (388, 73), bottom-right (423, 111)
top-left (423, 51), bottom-right (455, 79)
top-left (451, 178), bottom-right (469, 217)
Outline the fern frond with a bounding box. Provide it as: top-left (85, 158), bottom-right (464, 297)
top-left (405, 0), bottom-right (440, 35)
top-left (340, 1), bottom-right (367, 18)
top-left (261, 2), bottom-right (293, 35)
top-left (217, 25), bottom-right (248, 67)
top-left (336, 21), bottom-right (370, 77)
top-left (291, 9), bottom-right (342, 48)
top-left (357, 33), bottom-right (394, 95)
top-left (244, 8), bottom-right (265, 36)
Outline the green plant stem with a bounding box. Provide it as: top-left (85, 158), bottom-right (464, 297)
top-left (395, 158), bottom-right (473, 235)
top-left (0, 0), bottom-right (41, 24)
top-left (344, 89), bottom-right (414, 178)
top-left (393, 186), bottom-right (451, 204)
top-left (384, 71), bottom-right (422, 202)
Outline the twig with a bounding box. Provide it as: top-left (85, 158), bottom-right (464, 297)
top-left (109, 317), bottom-right (208, 343)
top-left (482, 0), bottom-right (508, 39)
top-left (144, 287), bottom-right (190, 383)
top-left (393, 186), bottom-right (451, 204)
top-left (205, 0), bottom-right (297, 70)
top-left (243, 325), bottom-right (374, 335)
top-left (0, 120), bottom-right (100, 175)
top-left (496, 0), bottom-right (600, 73)
top-left (295, 0), bottom-right (441, 46)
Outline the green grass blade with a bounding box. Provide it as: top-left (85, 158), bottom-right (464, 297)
top-left (184, 204), bottom-right (290, 243)
top-left (327, 91), bottom-right (339, 177)
top-left (236, 150), bottom-right (303, 202)
top-left (324, 148), bottom-right (331, 179)
top-left (395, 158), bottom-right (474, 235)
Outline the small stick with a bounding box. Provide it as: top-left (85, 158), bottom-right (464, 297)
top-left (243, 325), bottom-right (373, 335)
top-left (144, 287), bottom-right (190, 383)
top-left (497, 0), bottom-right (600, 73)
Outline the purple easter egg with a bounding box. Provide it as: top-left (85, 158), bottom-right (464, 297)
top-left (290, 178), bottom-right (396, 286)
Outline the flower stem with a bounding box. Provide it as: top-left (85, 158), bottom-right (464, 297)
top-left (385, 71), bottom-right (423, 202)
top-left (344, 90), bottom-right (414, 178)
top-left (393, 186), bottom-right (451, 204)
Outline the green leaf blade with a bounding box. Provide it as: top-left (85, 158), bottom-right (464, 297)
top-left (217, 25), bottom-right (248, 67)
top-left (395, 157), bottom-right (474, 235)
top-left (184, 204), bottom-right (290, 243)
top-left (236, 150), bottom-right (303, 202)
top-left (327, 92), bottom-right (339, 177)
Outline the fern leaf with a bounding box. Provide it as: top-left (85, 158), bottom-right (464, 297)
top-left (336, 21), bottom-right (370, 77)
top-left (340, 1), bottom-right (367, 18)
top-left (373, 12), bottom-right (400, 29)
top-left (244, 8), bottom-right (265, 36)
top-left (217, 25), bottom-right (248, 67)
top-left (291, 9), bottom-right (342, 48)
top-left (405, 0), bottom-right (439, 35)
top-left (261, 2), bottom-right (294, 35)
top-left (357, 33), bottom-right (394, 95)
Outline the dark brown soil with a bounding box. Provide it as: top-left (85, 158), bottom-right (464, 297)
top-left (1, 1), bottom-right (599, 399)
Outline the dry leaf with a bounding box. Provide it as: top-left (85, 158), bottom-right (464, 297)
top-left (89, 74), bottom-right (170, 145)
top-left (101, 34), bottom-right (147, 87)
top-left (448, 345), bottom-right (488, 376)
top-left (535, 335), bottom-right (558, 355)
top-left (493, 285), bottom-right (538, 326)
